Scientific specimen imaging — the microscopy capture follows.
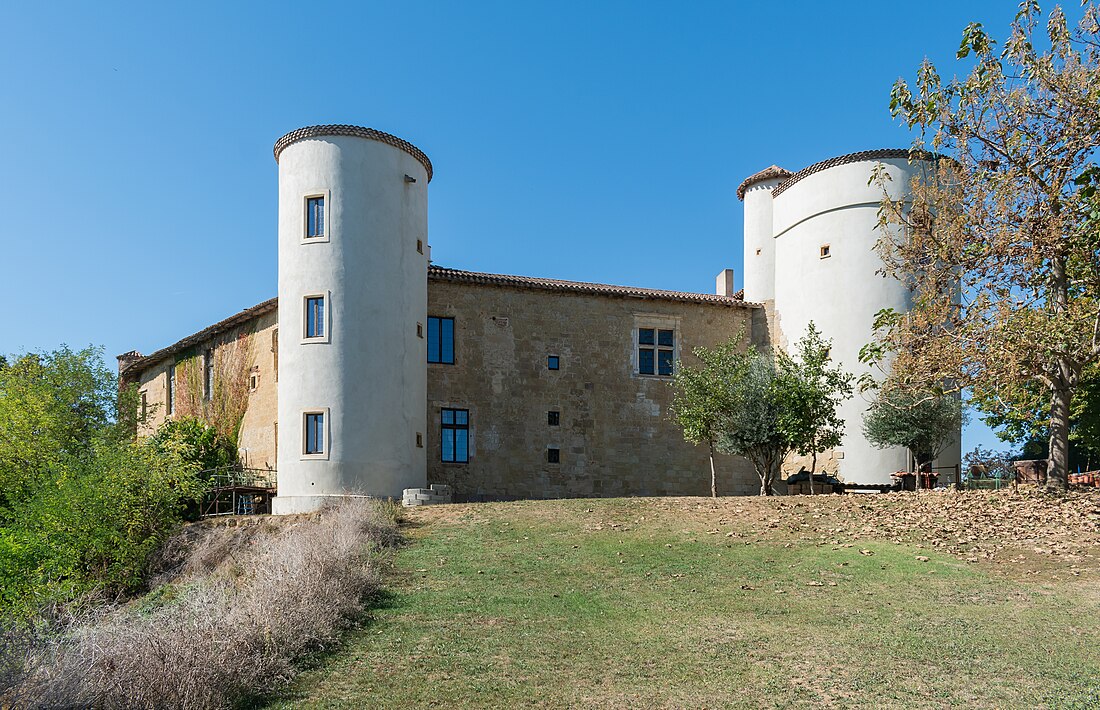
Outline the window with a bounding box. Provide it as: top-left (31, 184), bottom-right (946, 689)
top-left (249, 373), bottom-right (259, 391)
top-left (306, 196), bottom-right (325, 239)
top-left (638, 328), bottom-right (675, 376)
top-left (417, 322), bottom-right (424, 338)
top-left (820, 244), bottom-right (831, 258)
top-left (140, 390), bottom-right (148, 420)
top-left (167, 365), bottom-right (176, 415)
top-left (203, 349), bottom-right (214, 401)
top-left (547, 355), bottom-right (560, 370)
top-left (441, 408), bottom-right (469, 463)
top-left (416, 432), bottom-right (424, 448)
top-left (304, 295), bottom-right (327, 340)
top-left (271, 329), bottom-right (278, 381)
top-left (548, 411), bottom-right (560, 426)
top-left (304, 411), bottom-right (325, 455)
top-left (416, 238), bottom-right (424, 254)
top-left (427, 316), bottom-right (454, 364)
top-left (547, 447), bottom-right (560, 464)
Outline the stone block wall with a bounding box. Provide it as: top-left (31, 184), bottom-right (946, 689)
top-left (426, 280), bottom-right (763, 500)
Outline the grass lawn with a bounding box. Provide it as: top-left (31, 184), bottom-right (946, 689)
top-left (271, 492), bottom-right (1100, 708)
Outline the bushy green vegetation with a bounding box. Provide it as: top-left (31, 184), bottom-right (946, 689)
top-left (0, 347), bottom-right (209, 619)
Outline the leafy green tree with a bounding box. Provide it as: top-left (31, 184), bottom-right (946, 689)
top-left (670, 338), bottom-right (744, 497)
top-left (871, 2), bottom-right (1100, 489)
top-left (0, 346), bottom-right (207, 619)
top-left (863, 388), bottom-right (964, 471)
top-left (775, 324), bottom-right (854, 494)
top-left (0, 346), bottom-right (115, 513)
top-left (671, 325), bottom-right (852, 496)
top-left (148, 417), bottom-right (239, 474)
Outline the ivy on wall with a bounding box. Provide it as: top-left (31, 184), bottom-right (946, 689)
top-left (174, 328), bottom-right (255, 448)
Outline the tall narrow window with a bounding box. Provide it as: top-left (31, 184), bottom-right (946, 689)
top-left (441, 408), bottom-right (469, 463)
top-left (427, 316), bottom-right (455, 364)
top-left (167, 365), bottom-right (176, 415)
top-left (304, 412), bottom-right (324, 455)
top-left (306, 196), bottom-right (325, 239)
top-left (271, 329), bottom-right (278, 381)
top-left (140, 390), bottom-right (148, 420)
top-left (305, 296), bottom-right (325, 339)
top-left (638, 327), bottom-right (675, 376)
top-left (203, 349), bottom-right (214, 401)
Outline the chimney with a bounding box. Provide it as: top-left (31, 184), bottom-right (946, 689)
top-left (715, 269), bottom-right (735, 297)
top-left (116, 350), bottom-right (143, 375)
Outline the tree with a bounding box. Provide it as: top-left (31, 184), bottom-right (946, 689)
top-left (863, 388), bottom-right (964, 471)
top-left (872, 2), bottom-right (1100, 489)
top-left (774, 323), bottom-right (854, 494)
top-left (671, 325), bottom-right (853, 496)
top-left (669, 338), bottom-right (742, 497)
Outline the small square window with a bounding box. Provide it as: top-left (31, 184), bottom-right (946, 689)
top-left (548, 411), bottom-right (560, 426)
top-left (416, 432), bottom-right (424, 448)
top-left (820, 244), bottom-right (831, 258)
top-left (249, 374), bottom-right (259, 391)
top-left (755, 248), bottom-right (762, 256)
top-left (306, 196), bottom-right (325, 238)
top-left (417, 322), bottom-right (424, 338)
top-left (416, 238), bottom-right (424, 254)
top-left (547, 447), bottom-right (560, 464)
top-left (547, 355), bottom-right (560, 370)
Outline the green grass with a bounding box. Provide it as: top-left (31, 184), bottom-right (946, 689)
top-left (270, 497), bottom-right (1100, 708)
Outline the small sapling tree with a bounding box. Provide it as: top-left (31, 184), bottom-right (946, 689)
top-left (863, 388), bottom-right (964, 473)
top-left (775, 323), bottom-right (855, 494)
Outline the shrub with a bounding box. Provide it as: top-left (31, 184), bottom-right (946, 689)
top-left (5, 499), bottom-right (398, 709)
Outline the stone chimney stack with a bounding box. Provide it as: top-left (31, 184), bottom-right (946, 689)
top-left (715, 268), bottom-right (735, 297)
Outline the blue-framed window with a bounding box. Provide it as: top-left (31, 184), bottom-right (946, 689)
top-left (304, 412), bottom-right (324, 455)
top-left (427, 316), bottom-right (454, 364)
top-left (638, 328), bottom-right (675, 376)
top-left (441, 408), bottom-right (469, 463)
top-left (547, 355), bottom-right (560, 370)
top-left (305, 296), bottom-right (325, 339)
top-left (306, 196), bottom-right (325, 238)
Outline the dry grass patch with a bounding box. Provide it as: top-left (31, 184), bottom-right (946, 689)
top-left (2, 499), bottom-right (398, 710)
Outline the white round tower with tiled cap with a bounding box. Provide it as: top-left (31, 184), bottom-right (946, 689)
top-left (740, 150), bottom-right (961, 486)
top-left (272, 125), bottom-right (430, 514)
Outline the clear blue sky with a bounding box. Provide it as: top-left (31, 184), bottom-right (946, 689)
top-left (0, 1), bottom-right (1071, 452)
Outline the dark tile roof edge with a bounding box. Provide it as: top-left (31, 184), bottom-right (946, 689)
top-left (119, 297), bottom-right (278, 379)
top-left (273, 124), bottom-right (433, 182)
top-left (771, 148), bottom-right (938, 198)
top-left (736, 165), bottom-right (793, 200)
top-left (428, 266), bottom-right (759, 307)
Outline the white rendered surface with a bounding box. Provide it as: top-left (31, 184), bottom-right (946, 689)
top-left (742, 180), bottom-right (783, 303)
top-left (274, 133), bottom-right (428, 513)
top-left (771, 158), bottom-right (960, 484)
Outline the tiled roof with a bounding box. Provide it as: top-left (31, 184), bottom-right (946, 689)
top-left (771, 148), bottom-right (937, 198)
top-left (119, 297), bottom-right (278, 379)
top-left (428, 266), bottom-right (752, 306)
top-left (736, 165), bottom-right (793, 200)
top-left (273, 124), bottom-right (433, 182)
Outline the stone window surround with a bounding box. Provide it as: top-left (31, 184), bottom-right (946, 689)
top-left (632, 313), bottom-right (681, 378)
top-left (301, 190), bottom-right (331, 244)
top-left (300, 407), bottom-right (330, 460)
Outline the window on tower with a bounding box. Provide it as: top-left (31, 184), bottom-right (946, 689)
top-left (303, 294), bottom-right (329, 341)
top-left (306, 196), bottom-right (325, 239)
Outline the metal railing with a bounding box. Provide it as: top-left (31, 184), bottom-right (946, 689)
top-left (200, 466), bottom-right (277, 517)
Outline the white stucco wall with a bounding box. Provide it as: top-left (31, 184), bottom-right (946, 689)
top-left (741, 180), bottom-right (782, 303)
top-left (771, 157), bottom-right (960, 485)
top-left (274, 131), bottom-right (428, 513)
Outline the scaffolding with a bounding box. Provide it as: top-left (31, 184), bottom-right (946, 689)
top-left (200, 466), bottom-right (277, 517)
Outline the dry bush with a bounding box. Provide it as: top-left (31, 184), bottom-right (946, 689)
top-left (4, 499), bottom-right (398, 709)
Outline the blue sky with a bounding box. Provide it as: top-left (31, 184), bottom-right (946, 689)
top-left (0, 1), bottom-right (1066, 452)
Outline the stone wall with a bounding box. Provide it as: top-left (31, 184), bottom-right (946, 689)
top-left (426, 281), bottom-right (763, 499)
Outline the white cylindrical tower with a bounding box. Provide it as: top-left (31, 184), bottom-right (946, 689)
top-left (272, 125), bottom-right (430, 514)
top-left (738, 166), bottom-right (791, 303)
top-left (770, 149), bottom-right (960, 485)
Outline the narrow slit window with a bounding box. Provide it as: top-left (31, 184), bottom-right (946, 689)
top-left (304, 412), bottom-right (324, 455)
top-left (203, 349), bottom-right (214, 401)
top-left (306, 196), bottom-right (325, 238)
top-left (167, 364), bottom-right (176, 415)
top-left (305, 296), bottom-right (325, 339)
